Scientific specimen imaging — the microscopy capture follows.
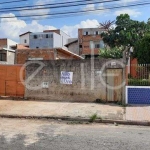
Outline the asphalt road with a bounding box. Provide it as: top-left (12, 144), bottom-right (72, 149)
top-left (0, 118), bottom-right (150, 150)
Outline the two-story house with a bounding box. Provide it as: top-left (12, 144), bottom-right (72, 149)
top-left (78, 28), bottom-right (105, 58)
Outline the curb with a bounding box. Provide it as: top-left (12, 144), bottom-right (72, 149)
top-left (0, 115), bottom-right (150, 126)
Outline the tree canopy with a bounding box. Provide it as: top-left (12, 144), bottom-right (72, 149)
top-left (101, 14), bottom-right (150, 63)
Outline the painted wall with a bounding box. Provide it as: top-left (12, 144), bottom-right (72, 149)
top-left (7, 51), bottom-right (15, 64)
top-left (29, 32), bottom-right (54, 49)
top-left (20, 33), bottom-right (30, 46)
top-left (126, 86), bottom-right (150, 104)
top-left (53, 32), bottom-right (61, 48)
top-left (7, 39), bottom-right (17, 48)
top-left (25, 59), bottom-right (125, 102)
top-left (60, 30), bottom-right (70, 47)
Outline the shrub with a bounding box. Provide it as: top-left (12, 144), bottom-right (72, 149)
top-left (99, 46), bottom-right (123, 59)
top-left (128, 79), bottom-right (150, 86)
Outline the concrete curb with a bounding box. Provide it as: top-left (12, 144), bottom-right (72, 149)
top-left (0, 114), bottom-right (150, 126)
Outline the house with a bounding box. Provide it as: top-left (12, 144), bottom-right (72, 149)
top-left (19, 29), bottom-right (70, 49)
top-left (78, 28), bottom-right (106, 58)
top-left (0, 38), bottom-right (17, 64)
top-left (16, 30), bottom-right (83, 64)
top-left (19, 31), bottom-right (31, 48)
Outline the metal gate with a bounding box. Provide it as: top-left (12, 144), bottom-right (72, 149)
top-left (0, 65), bottom-right (25, 97)
top-left (106, 69), bottom-right (123, 102)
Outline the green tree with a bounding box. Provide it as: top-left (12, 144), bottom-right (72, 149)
top-left (101, 14), bottom-right (150, 63)
top-left (136, 34), bottom-right (150, 63)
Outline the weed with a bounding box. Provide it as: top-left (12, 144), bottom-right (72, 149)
top-left (89, 113), bottom-right (98, 122)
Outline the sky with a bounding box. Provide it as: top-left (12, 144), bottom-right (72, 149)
top-left (0, 0), bottom-right (150, 42)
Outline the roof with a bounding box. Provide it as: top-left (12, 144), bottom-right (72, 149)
top-left (16, 44), bottom-right (29, 50)
top-left (56, 47), bottom-right (84, 59)
top-left (65, 39), bottom-right (78, 47)
top-left (78, 27), bottom-right (106, 30)
top-left (19, 31), bottom-right (32, 37)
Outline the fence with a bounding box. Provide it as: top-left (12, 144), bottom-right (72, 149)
top-left (126, 64), bottom-right (150, 104)
top-left (127, 64), bottom-right (150, 86)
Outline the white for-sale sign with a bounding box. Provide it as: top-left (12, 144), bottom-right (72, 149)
top-left (60, 71), bottom-right (73, 84)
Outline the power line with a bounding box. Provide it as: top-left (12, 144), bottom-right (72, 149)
top-left (0, 0), bottom-right (121, 13)
top-left (0, 0), bottom-right (28, 5)
top-left (0, 0), bottom-right (120, 11)
top-left (0, 1), bottom-right (150, 19)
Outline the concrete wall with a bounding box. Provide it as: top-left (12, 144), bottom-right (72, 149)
top-left (25, 59), bottom-right (125, 102)
top-left (67, 41), bottom-right (79, 55)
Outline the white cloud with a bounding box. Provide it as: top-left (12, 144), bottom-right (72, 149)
top-left (61, 19), bottom-right (100, 37)
top-left (20, 0), bottom-right (55, 19)
top-left (0, 13), bottom-right (100, 41)
top-left (83, 4), bottom-right (95, 11)
top-left (118, 0), bottom-right (140, 5)
top-left (0, 13), bottom-right (56, 42)
top-left (114, 8), bottom-right (141, 17)
top-left (82, 3), bottom-right (109, 15)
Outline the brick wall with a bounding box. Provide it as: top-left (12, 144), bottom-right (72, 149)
top-left (78, 28), bottom-right (104, 56)
top-left (15, 49), bottom-right (55, 64)
top-left (15, 48), bottom-right (82, 64)
top-left (0, 39), bottom-right (7, 48)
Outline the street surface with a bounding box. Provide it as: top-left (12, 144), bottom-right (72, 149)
top-left (0, 118), bottom-right (150, 150)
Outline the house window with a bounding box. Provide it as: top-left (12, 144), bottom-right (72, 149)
top-left (24, 39), bottom-right (27, 43)
top-left (79, 45), bottom-right (82, 48)
top-left (95, 44), bottom-right (100, 48)
top-left (34, 35), bottom-right (37, 39)
top-left (94, 31), bottom-right (99, 35)
top-left (46, 34), bottom-right (48, 38)
top-left (84, 31), bottom-right (89, 35)
top-left (0, 53), bottom-right (6, 61)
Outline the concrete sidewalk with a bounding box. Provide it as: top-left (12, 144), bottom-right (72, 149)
top-left (126, 106), bottom-right (150, 122)
top-left (0, 100), bottom-right (124, 121)
top-left (1, 100), bottom-right (150, 125)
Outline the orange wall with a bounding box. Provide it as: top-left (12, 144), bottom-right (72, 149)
top-left (130, 58), bottom-right (138, 78)
top-left (0, 65), bottom-right (25, 97)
